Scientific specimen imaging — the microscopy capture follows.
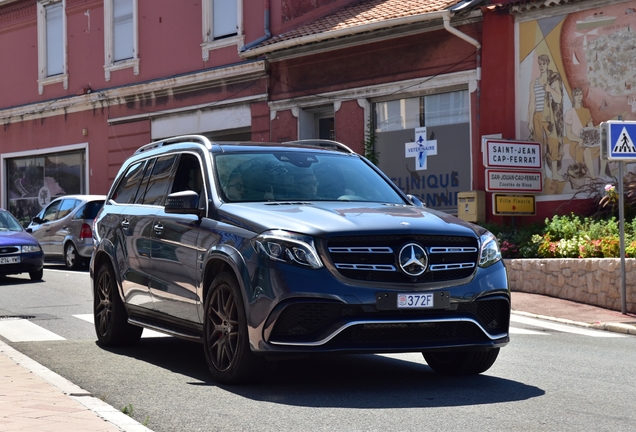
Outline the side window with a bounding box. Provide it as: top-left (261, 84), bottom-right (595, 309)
top-left (140, 155), bottom-right (177, 206)
top-left (56, 199), bottom-right (79, 219)
top-left (41, 200), bottom-right (62, 222)
top-left (112, 160), bottom-right (147, 204)
top-left (74, 201), bottom-right (105, 219)
top-left (171, 154), bottom-right (204, 197)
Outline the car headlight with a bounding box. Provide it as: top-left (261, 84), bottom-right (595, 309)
top-left (479, 231), bottom-right (501, 268)
top-left (21, 245), bottom-right (42, 253)
top-left (251, 230), bottom-right (323, 269)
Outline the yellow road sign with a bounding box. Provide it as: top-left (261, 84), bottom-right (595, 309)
top-left (493, 194), bottom-right (536, 215)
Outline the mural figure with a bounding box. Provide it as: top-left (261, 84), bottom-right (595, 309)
top-left (564, 87), bottom-right (606, 179)
top-left (528, 54), bottom-right (565, 183)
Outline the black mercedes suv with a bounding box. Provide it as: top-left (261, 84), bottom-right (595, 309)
top-left (91, 135), bottom-right (510, 384)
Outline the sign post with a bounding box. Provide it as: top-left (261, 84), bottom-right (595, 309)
top-left (601, 121), bottom-right (636, 314)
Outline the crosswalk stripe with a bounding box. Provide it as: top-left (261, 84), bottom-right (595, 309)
top-left (510, 315), bottom-right (626, 338)
top-left (0, 319), bottom-right (65, 342)
top-left (73, 314), bottom-right (170, 338)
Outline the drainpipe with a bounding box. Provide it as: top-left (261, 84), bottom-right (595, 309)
top-left (240, 0), bottom-right (271, 53)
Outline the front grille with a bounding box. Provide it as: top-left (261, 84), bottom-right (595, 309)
top-left (327, 235), bottom-right (479, 283)
top-left (0, 247), bottom-right (19, 255)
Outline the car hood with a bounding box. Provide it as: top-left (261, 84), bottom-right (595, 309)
top-left (217, 202), bottom-right (482, 239)
top-left (0, 230), bottom-right (40, 246)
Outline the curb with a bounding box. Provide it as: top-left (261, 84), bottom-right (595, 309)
top-left (511, 310), bottom-right (636, 336)
top-left (0, 339), bottom-right (153, 432)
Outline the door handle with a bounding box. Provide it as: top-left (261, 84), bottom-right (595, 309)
top-left (153, 223), bottom-right (163, 235)
top-left (121, 219), bottom-right (130, 229)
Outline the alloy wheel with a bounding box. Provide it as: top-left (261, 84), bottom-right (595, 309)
top-left (205, 284), bottom-right (239, 372)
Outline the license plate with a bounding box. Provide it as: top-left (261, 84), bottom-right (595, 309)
top-left (0, 256), bottom-right (20, 265)
top-left (397, 293), bottom-right (434, 308)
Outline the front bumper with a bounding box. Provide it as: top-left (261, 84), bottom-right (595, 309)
top-left (246, 260), bottom-right (510, 354)
top-left (0, 253), bottom-right (44, 276)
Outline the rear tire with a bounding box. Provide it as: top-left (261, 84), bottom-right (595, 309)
top-left (423, 348), bottom-right (500, 376)
top-left (94, 261), bottom-right (142, 346)
top-left (203, 272), bottom-right (267, 385)
top-left (64, 243), bottom-right (82, 270)
top-left (29, 269), bottom-right (43, 281)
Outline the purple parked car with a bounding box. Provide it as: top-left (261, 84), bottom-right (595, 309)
top-left (0, 208), bottom-right (44, 281)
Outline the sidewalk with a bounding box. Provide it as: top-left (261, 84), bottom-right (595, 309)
top-left (0, 340), bottom-right (151, 432)
top-left (511, 291), bottom-right (636, 335)
top-left (1, 292), bottom-right (635, 432)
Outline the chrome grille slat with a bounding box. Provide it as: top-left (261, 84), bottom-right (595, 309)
top-left (335, 264), bottom-right (396, 271)
top-left (429, 263), bottom-right (475, 271)
top-left (329, 247), bottom-right (393, 253)
top-left (429, 247), bottom-right (477, 253)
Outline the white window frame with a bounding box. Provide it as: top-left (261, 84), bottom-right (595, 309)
top-left (103, 0), bottom-right (139, 81)
top-left (201, 0), bottom-right (243, 62)
top-left (37, 0), bottom-right (68, 95)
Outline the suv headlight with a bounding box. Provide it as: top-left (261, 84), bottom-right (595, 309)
top-left (251, 230), bottom-right (323, 269)
top-left (21, 245), bottom-right (42, 253)
top-left (478, 231), bottom-right (501, 268)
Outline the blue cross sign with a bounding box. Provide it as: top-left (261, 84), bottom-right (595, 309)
top-left (405, 127), bottom-right (437, 170)
top-left (606, 121), bottom-right (636, 160)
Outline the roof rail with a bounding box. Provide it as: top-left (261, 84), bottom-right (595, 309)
top-left (285, 139), bottom-right (354, 154)
top-left (134, 135), bottom-right (212, 155)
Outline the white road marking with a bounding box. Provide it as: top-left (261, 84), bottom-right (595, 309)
top-left (74, 314), bottom-right (170, 338)
top-left (0, 319), bottom-right (65, 342)
top-left (510, 315), bottom-right (626, 338)
top-left (509, 327), bottom-right (546, 335)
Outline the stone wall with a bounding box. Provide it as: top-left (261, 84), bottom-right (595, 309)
top-left (504, 258), bottom-right (636, 314)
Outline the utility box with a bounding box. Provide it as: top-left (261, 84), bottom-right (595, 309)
top-left (457, 191), bottom-right (485, 223)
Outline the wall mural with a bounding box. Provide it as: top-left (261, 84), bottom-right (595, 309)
top-left (518, 2), bottom-right (636, 196)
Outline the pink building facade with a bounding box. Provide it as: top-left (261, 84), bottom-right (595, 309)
top-left (0, 0), bottom-right (629, 226)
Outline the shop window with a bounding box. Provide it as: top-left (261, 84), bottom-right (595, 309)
top-left (37, 0), bottom-right (68, 94)
top-left (201, 0), bottom-right (242, 61)
top-left (4, 149), bottom-right (86, 227)
top-left (104, 0), bottom-right (139, 81)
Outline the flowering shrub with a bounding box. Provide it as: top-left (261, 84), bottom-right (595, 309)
top-left (486, 214), bottom-right (636, 258)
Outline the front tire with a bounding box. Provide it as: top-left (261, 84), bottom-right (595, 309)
top-left (64, 243), bottom-right (82, 270)
top-left (203, 272), bottom-right (267, 385)
top-left (29, 269), bottom-right (43, 281)
top-left (94, 261), bottom-right (142, 346)
top-left (423, 348), bottom-right (500, 376)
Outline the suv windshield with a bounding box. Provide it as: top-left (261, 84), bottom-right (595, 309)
top-left (215, 151), bottom-right (405, 203)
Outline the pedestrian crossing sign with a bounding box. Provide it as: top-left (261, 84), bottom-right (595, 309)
top-left (604, 121), bottom-right (636, 160)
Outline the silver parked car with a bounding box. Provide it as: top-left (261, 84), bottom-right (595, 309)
top-left (27, 195), bottom-right (106, 270)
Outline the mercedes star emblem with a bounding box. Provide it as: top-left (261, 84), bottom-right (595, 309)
top-left (398, 243), bottom-right (428, 276)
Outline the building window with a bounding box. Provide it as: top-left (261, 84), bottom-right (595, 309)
top-left (104, 0), bottom-right (139, 81)
top-left (201, 0), bottom-right (243, 61)
top-left (37, 0), bottom-right (68, 94)
top-left (3, 146), bottom-right (87, 227)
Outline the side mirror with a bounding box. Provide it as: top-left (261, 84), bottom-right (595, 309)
top-left (32, 216), bottom-right (42, 224)
top-left (25, 228), bottom-right (33, 233)
top-left (165, 190), bottom-right (203, 217)
top-left (407, 194), bottom-right (425, 207)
